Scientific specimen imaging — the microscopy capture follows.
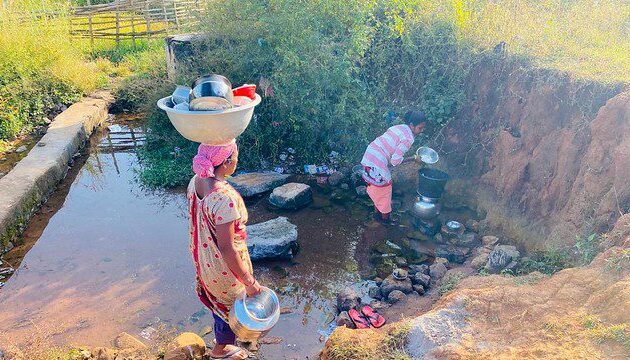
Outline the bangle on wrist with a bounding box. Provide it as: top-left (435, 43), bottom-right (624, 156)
top-left (243, 277), bottom-right (256, 287)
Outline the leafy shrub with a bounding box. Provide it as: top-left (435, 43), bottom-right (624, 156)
top-left (0, 2), bottom-right (107, 142)
top-left (574, 233), bottom-right (600, 265)
top-left (517, 248), bottom-right (573, 275)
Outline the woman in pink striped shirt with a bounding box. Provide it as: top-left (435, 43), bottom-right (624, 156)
top-left (361, 111), bottom-right (427, 223)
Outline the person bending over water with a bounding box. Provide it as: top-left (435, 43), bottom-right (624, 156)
top-left (187, 141), bottom-right (261, 359)
top-left (361, 111), bottom-right (427, 224)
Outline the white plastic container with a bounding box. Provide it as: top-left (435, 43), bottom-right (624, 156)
top-left (157, 94), bottom-right (261, 145)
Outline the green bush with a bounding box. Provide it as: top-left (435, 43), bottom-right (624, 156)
top-left (0, 2), bottom-right (107, 142)
top-left (139, 0), bottom-right (472, 186)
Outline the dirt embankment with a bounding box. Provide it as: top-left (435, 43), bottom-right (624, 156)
top-left (323, 214), bottom-right (630, 359)
top-left (427, 56), bottom-right (630, 248)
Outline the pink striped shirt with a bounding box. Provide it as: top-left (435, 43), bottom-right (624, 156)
top-left (361, 124), bottom-right (414, 185)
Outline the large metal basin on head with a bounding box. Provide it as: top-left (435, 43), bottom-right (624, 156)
top-left (157, 94), bottom-right (262, 145)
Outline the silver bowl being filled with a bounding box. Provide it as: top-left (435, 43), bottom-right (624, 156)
top-left (228, 286), bottom-right (280, 342)
top-left (416, 146), bottom-right (439, 164)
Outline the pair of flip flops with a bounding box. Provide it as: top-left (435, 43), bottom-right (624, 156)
top-left (348, 305), bottom-right (386, 329)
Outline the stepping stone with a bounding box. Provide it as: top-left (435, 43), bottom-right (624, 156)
top-left (268, 183), bottom-right (312, 209)
top-left (228, 172), bottom-right (290, 197)
top-left (247, 217), bottom-right (298, 261)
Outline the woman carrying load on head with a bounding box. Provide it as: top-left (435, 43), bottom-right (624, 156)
top-left (187, 140), bottom-right (261, 359)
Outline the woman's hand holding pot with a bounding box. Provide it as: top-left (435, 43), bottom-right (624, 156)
top-left (245, 279), bottom-right (262, 297)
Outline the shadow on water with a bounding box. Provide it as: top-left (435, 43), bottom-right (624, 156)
top-left (0, 116), bottom-right (378, 359)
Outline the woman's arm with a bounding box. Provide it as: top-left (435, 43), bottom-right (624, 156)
top-left (216, 221), bottom-right (261, 296)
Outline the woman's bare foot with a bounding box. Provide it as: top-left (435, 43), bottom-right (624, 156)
top-left (210, 344), bottom-right (248, 359)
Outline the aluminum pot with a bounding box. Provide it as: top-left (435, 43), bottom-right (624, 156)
top-left (189, 74), bottom-right (234, 111)
top-left (413, 196), bottom-right (441, 220)
top-left (228, 286), bottom-right (280, 342)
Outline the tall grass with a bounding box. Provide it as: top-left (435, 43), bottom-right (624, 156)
top-left (0, 0), bottom-right (107, 142)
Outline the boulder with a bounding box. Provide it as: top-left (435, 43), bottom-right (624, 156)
top-left (380, 275), bottom-right (413, 298)
top-left (368, 286), bottom-right (382, 300)
top-left (328, 171), bottom-right (345, 186)
top-left (405, 300), bottom-right (469, 358)
top-left (409, 264), bottom-right (430, 276)
top-left (268, 183), bottom-right (313, 209)
top-left (429, 262), bottom-right (447, 281)
top-left (164, 333), bottom-right (206, 360)
top-left (247, 217), bottom-right (298, 261)
top-left (228, 172), bottom-right (290, 197)
top-left (458, 232), bottom-right (480, 248)
top-left (470, 252), bottom-right (490, 269)
top-left (0, 268), bottom-right (14, 277)
top-left (113, 332), bottom-right (147, 350)
top-left (484, 245), bottom-right (520, 273)
top-left (395, 257), bottom-right (408, 267)
top-left (412, 273), bottom-right (431, 289)
top-left (387, 290), bottom-right (406, 303)
top-left (482, 235), bottom-right (499, 247)
top-left (374, 277), bottom-right (383, 286)
top-left (336, 311), bottom-right (356, 329)
top-left (15, 145), bottom-right (27, 153)
top-left (336, 288), bottom-right (361, 313)
top-left (436, 245), bottom-right (470, 264)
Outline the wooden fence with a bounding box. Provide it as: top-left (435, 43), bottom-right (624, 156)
top-left (69, 0), bottom-right (202, 48)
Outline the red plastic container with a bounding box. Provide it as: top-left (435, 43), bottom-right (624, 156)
top-left (232, 84), bottom-right (257, 99)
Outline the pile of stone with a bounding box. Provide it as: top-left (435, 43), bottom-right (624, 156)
top-left (469, 235), bottom-right (521, 273)
top-left (366, 262), bottom-right (446, 305)
top-left (433, 221), bottom-right (480, 264)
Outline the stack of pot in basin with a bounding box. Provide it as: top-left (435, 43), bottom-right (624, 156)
top-left (157, 74), bottom-right (261, 145)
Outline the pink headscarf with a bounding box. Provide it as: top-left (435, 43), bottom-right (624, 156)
top-left (192, 141), bottom-right (238, 179)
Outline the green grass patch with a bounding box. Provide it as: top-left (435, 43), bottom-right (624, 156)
top-left (438, 272), bottom-right (466, 296)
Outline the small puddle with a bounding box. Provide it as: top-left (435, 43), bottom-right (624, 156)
top-left (0, 116), bottom-right (372, 358)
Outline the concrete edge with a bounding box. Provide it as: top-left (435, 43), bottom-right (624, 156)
top-left (0, 90), bottom-right (114, 252)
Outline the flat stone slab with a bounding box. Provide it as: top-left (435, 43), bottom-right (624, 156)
top-left (247, 217), bottom-right (298, 261)
top-left (228, 172), bottom-right (290, 197)
top-left (268, 183), bottom-right (312, 209)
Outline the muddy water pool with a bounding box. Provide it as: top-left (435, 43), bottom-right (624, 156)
top-left (0, 121), bottom-right (373, 359)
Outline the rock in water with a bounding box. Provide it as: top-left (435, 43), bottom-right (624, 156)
top-left (336, 288), bottom-right (361, 312)
top-left (336, 311), bottom-right (356, 329)
top-left (387, 290), bottom-right (406, 303)
top-left (380, 275), bottom-right (413, 298)
top-left (429, 262), bottom-right (447, 281)
top-left (268, 183), bottom-right (313, 209)
top-left (228, 172), bottom-right (290, 197)
top-left (484, 245), bottom-right (520, 273)
top-left (247, 217), bottom-right (298, 261)
top-left (164, 333), bottom-right (206, 360)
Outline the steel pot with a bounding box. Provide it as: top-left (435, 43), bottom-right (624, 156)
top-left (228, 286), bottom-right (280, 342)
top-left (189, 74), bottom-right (234, 111)
top-left (413, 196), bottom-right (441, 220)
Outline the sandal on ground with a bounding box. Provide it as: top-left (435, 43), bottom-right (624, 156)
top-left (348, 308), bottom-right (371, 329)
top-left (361, 305), bottom-right (386, 328)
top-left (209, 345), bottom-right (248, 359)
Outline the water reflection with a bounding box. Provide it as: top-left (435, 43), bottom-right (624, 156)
top-left (0, 122), bottom-right (364, 359)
